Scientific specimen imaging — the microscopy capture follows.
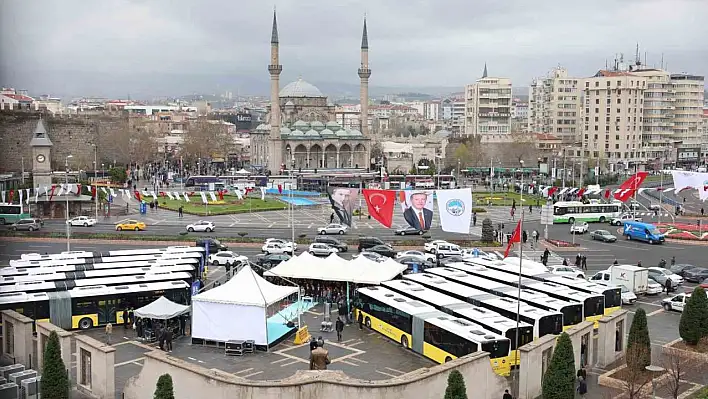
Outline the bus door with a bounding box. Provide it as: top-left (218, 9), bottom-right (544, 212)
top-left (48, 291), bottom-right (73, 330)
top-left (97, 298), bottom-right (119, 324)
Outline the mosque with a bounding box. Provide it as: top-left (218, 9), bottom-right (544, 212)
top-left (251, 12), bottom-right (371, 172)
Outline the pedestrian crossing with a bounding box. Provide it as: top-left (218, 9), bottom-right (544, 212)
top-left (633, 212), bottom-right (670, 217)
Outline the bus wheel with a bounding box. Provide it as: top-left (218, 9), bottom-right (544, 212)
top-left (568, 217), bottom-right (575, 224)
top-left (79, 318), bottom-right (93, 330)
top-left (365, 317), bottom-right (371, 328)
top-left (400, 335), bottom-right (409, 348)
top-left (599, 216), bottom-right (606, 223)
top-left (445, 356), bottom-right (453, 363)
top-left (0, 218), bottom-right (5, 225)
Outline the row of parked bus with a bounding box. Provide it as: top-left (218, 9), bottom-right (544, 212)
top-left (0, 246), bottom-right (205, 331)
top-left (354, 256), bottom-right (622, 377)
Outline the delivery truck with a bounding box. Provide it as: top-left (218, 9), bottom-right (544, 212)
top-left (610, 265), bottom-right (648, 295)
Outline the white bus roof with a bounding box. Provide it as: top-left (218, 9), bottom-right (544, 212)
top-left (0, 272), bottom-right (192, 294)
top-left (20, 251), bottom-right (93, 261)
top-left (1, 258), bottom-right (198, 276)
top-left (403, 273), bottom-right (490, 298)
top-left (0, 265), bottom-right (195, 284)
top-left (10, 252), bottom-right (202, 268)
top-left (382, 280), bottom-right (467, 308)
top-left (452, 306), bottom-right (532, 331)
top-left (357, 286), bottom-right (437, 316)
top-left (424, 314), bottom-right (508, 343)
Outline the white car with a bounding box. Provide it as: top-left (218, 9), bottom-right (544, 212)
top-left (570, 222), bottom-right (589, 234)
top-left (424, 240), bottom-right (452, 253)
top-left (262, 243), bottom-right (293, 255)
top-left (67, 216), bottom-right (97, 227)
top-left (396, 250), bottom-right (437, 262)
top-left (354, 251), bottom-right (386, 262)
top-left (186, 220), bottom-right (215, 232)
top-left (646, 277), bottom-right (663, 295)
top-left (647, 267), bottom-right (684, 286)
top-left (662, 292), bottom-right (691, 312)
top-left (610, 213), bottom-right (643, 226)
top-left (264, 238), bottom-right (297, 251)
top-left (308, 243), bottom-right (339, 256)
top-left (208, 251), bottom-right (248, 267)
top-left (548, 265), bottom-right (586, 279)
top-left (317, 223), bottom-right (348, 235)
top-left (434, 243), bottom-right (462, 258)
top-left (619, 285), bottom-right (637, 305)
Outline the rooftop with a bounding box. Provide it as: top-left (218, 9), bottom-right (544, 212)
top-left (279, 78), bottom-right (325, 98)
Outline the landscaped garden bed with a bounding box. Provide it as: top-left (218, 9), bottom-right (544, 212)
top-left (157, 195), bottom-right (286, 216)
top-left (656, 223), bottom-right (708, 241)
top-left (543, 238), bottom-right (580, 248)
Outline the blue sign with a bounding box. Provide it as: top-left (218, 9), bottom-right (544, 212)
top-left (191, 281), bottom-right (200, 297)
top-left (412, 263), bottom-right (419, 274)
top-left (473, 248), bottom-right (479, 257)
top-left (108, 194), bottom-right (113, 203)
top-left (201, 245), bottom-right (209, 276)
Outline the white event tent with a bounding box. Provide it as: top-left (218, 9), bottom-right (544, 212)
top-left (264, 252), bottom-right (407, 284)
top-left (134, 296), bottom-right (190, 320)
top-left (191, 264), bottom-right (298, 345)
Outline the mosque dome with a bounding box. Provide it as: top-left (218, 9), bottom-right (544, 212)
top-left (310, 120), bottom-right (325, 132)
top-left (320, 128), bottom-right (335, 136)
top-left (292, 120), bottom-right (310, 130)
top-left (304, 129), bottom-right (320, 138)
top-left (326, 121), bottom-right (342, 131)
top-left (255, 123), bottom-right (269, 131)
top-left (434, 129), bottom-right (452, 138)
top-left (335, 130), bottom-right (350, 137)
top-left (348, 129), bottom-right (362, 136)
top-left (290, 129), bottom-right (304, 137)
top-left (279, 78), bottom-right (325, 98)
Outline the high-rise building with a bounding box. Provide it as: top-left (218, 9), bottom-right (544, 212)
top-left (464, 65), bottom-right (512, 136)
top-left (670, 73), bottom-right (705, 147)
top-left (528, 67), bottom-right (581, 144)
top-left (581, 70), bottom-right (647, 171)
top-left (629, 68), bottom-right (674, 160)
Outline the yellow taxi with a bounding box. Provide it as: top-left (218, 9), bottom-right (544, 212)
top-left (115, 220), bottom-right (146, 231)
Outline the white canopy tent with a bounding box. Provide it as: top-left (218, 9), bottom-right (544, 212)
top-left (264, 252), bottom-right (407, 285)
top-left (134, 296), bottom-right (190, 320)
top-left (234, 168), bottom-right (251, 175)
top-left (191, 265), bottom-right (298, 345)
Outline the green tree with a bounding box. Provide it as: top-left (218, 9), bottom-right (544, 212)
top-left (679, 287), bottom-right (708, 345)
top-left (154, 373), bottom-right (175, 399)
top-left (452, 143), bottom-right (471, 168)
top-left (481, 218), bottom-right (495, 243)
top-left (41, 331), bottom-right (69, 399)
top-left (443, 369), bottom-right (467, 399)
top-left (109, 167), bottom-right (127, 183)
top-left (626, 307), bottom-right (651, 371)
top-left (542, 332), bottom-right (576, 399)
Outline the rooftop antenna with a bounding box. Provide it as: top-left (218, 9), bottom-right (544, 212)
top-left (661, 53), bottom-right (664, 70)
top-left (635, 43), bottom-right (641, 66)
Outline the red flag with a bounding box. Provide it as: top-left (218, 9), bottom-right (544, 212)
top-left (134, 190), bottom-right (142, 202)
top-left (363, 189), bottom-right (396, 228)
top-left (504, 220), bottom-right (522, 258)
top-left (613, 172), bottom-right (648, 202)
top-left (91, 186), bottom-right (97, 199)
top-left (160, 192), bottom-right (166, 197)
top-left (218, 190), bottom-right (224, 201)
top-left (75, 184), bottom-right (82, 196)
top-left (49, 185), bottom-right (56, 201)
top-left (604, 189), bottom-right (611, 199)
top-left (576, 187), bottom-right (585, 197)
top-left (547, 187), bottom-right (558, 197)
top-left (277, 185), bottom-right (283, 194)
top-left (8, 190), bottom-right (14, 203)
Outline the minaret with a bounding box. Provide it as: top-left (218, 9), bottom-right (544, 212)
top-left (358, 17), bottom-right (371, 136)
top-left (267, 9), bottom-right (283, 172)
top-left (482, 63), bottom-right (488, 78)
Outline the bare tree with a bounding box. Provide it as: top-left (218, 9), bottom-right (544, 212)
top-left (181, 119), bottom-right (234, 163)
top-left (662, 347), bottom-right (684, 399)
top-left (623, 346), bottom-right (651, 399)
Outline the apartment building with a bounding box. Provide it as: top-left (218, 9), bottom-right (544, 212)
top-left (670, 73), bottom-right (705, 147)
top-left (528, 67), bottom-right (582, 144)
top-left (464, 75), bottom-right (512, 136)
top-left (629, 68), bottom-right (674, 160)
top-left (581, 70), bottom-right (647, 170)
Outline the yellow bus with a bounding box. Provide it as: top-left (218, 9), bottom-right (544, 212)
top-left (354, 285), bottom-right (512, 377)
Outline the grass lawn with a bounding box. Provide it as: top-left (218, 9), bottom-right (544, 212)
top-left (157, 195), bottom-right (286, 216)
top-left (473, 191), bottom-right (546, 207)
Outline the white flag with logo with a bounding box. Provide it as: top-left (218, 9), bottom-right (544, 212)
top-left (200, 192), bottom-right (208, 204)
top-left (435, 188), bottom-right (473, 234)
top-left (166, 192), bottom-right (174, 200)
top-left (173, 192), bottom-right (181, 200)
top-left (209, 191), bottom-right (217, 202)
top-left (260, 187), bottom-right (266, 201)
top-left (25, 188), bottom-right (30, 204)
top-left (183, 192), bottom-right (190, 202)
top-left (57, 185), bottom-right (65, 197)
top-left (150, 191), bottom-right (157, 200)
top-left (234, 190), bottom-right (243, 200)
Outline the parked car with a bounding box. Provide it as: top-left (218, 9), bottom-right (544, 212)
top-left (67, 216), bottom-right (97, 227)
top-left (208, 251), bottom-right (248, 267)
top-left (10, 218), bottom-right (42, 232)
top-left (682, 267), bottom-right (708, 283)
top-left (438, 256), bottom-right (465, 266)
top-left (589, 230), bottom-right (617, 242)
top-left (264, 238), bottom-right (297, 251)
top-left (547, 265), bottom-right (586, 279)
top-left (662, 292), bottom-right (691, 312)
top-left (610, 213), bottom-right (643, 226)
top-left (647, 267), bottom-right (683, 288)
top-left (262, 243), bottom-right (293, 255)
top-left (646, 277), bottom-right (663, 295)
top-left (396, 256), bottom-right (435, 274)
top-left (255, 253), bottom-right (291, 269)
top-left (648, 204), bottom-right (661, 211)
top-left (570, 222), bottom-right (589, 234)
top-left (358, 236), bottom-right (387, 252)
top-left (196, 238), bottom-right (228, 253)
top-left (367, 244), bottom-right (396, 258)
top-left (394, 226), bottom-right (425, 236)
top-left (317, 223), bottom-right (348, 235)
top-left (313, 236), bottom-right (348, 252)
top-left (396, 250), bottom-right (437, 262)
top-left (424, 240), bottom-right (451, 253)
top-left (669, 264), bottom-right (698, 277)
top-left (354, 251), bottom-right (386, 262)
top-left (186, 220), bottom-right (215, 232)
top-left (115, 220), bottom-right (146, 231)
top-left (308, 243), bottom-right (339, 256)
top-left (619, 285), bottom-right (637, 305)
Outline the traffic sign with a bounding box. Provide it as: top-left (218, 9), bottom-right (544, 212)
top-left (541, 205), bottom-right (554, 225)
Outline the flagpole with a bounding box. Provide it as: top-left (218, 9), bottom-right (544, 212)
top-left (513, 159), bottom-right (524, 398)
top-left (659, 156), bottom-right (664, 224)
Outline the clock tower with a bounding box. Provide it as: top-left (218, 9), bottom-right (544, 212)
top-left (30, 118), bottom-right (53, 189)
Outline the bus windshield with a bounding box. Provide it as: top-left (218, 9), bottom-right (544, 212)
top-left (584, 297), bottom-right (605, 318)
top-left (562, 304), bottom-right (583, 326)
top-left (605, 289), bottom-right (622, 309)
top-left (482, 340), bottom-right (511, 359)
top-left (505, 326), bottom-right (534, 350)
top-left (539, 314), bottom-right (563, 336)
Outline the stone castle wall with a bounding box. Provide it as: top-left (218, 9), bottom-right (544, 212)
top-left (0, 110), bottom-right (133, 174)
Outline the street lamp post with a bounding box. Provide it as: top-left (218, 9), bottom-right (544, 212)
top-left (560, 149), bottom-right (567, 188)
top-left (512, 159), bottom-right (525, 397)
top-left (65, 155), bottom-right (73, 252)
top-left (93, 144), bottom-right (98, 220)
top-left (645, 365), bottom-right (665, 399)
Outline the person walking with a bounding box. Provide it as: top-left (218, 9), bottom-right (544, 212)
top-left (577, 376), bottom-right (587, 397)
top-left (503, 389), bottom-right (513, 399)
top-left (330, 213), bottom-right (335, 223)
top-left (577, 365), bottom-right (587, 381)
top-left (105, 323), bottom-right (113, 345)
top-left (529, 204), bottom-right (533, 214)
top-left (522, 230), bottom-right (528, 244)
top-left (178, 205), bottom-right (183, 218)
top-left (309, 341), bottom-right (331, 370)
top-left (165, 327), bottom-right (173, 352)
top-left (510, 207), bottom-right (515, 221)
top-left (671, 256), bottom-right (676, 267)
top-left (581, 255), bottom-right (587, 271)
top-left (575, 253), bottom-right (582, 268)
top-left (179, 315), bottom-right (187, 336)
top-left (562, 258), bottom-right (569, 266)
top-left (473, 212), bottom-right (477, 226)
top-left (335, 317), bottom-right (344, 342)
top-left (664, 278), bottom-right (673, 294)
top-left (158, 325), bottom-right (165, 351)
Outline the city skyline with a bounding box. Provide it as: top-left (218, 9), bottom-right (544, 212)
top-left (1, 0), bottom-right (707, 99)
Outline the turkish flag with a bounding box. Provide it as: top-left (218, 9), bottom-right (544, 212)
top-left (547, 187), bottom-right (558, 197)
top-left (8, 190), bottom-right (14, 204)
top-left (277, 185), bottom-right (283, 194)
top-left (613, 172), bottom-right (648, 202)
top-left (218, 190), bottom-right (224, 201)
top-left (576, 187), bottom-right (585, 197)
top-left (604, 189), bottom-right (611, 199)
top-left (91, 186), bottom-right (97, 198)
top-left (504, 220), bottom-right (522, 258)
top-left (49, 185), bottom-right (56, 201)
top-left (363, 189), bottom-right (396, 228)
top-left (76, 184), bottom-right (82, 196)
top-left (134, 190), bottom-right (142, 202)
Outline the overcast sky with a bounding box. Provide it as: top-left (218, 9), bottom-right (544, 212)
top-left (1, 0), bottom-right (706, 98)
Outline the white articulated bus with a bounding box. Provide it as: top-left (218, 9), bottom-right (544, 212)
top-left (0, 258), bottom-right (199, 277)
top-left (0, 265), bottom-right (196, 286)
top-left (10, 251), bottom-right (203, 269)
top-left (0, 272), bottom-right (194, 295)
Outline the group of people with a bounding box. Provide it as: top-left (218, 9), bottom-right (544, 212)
top-left (561, 253), bottom-right (588, 271)
top-left (134, 315), bottom-right (188, 352)
top-left (309, 336), bottom-right (331, 370)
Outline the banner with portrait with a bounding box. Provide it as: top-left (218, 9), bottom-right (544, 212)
top-left (399, 190), bottom-right (434, 231)
top-left (327, 187), bottom-right (359, 227)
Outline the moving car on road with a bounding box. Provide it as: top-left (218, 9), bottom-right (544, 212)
top-left (196, 238), bottom-right (228, 253)
top-left (186, 220), bottom-right (215, 232)
top-left (394, 226), bottom-right (425, 236)
top-left (396, 250), bottom-right (437, 262)
top-left (317, 223), bottom-right (348, 235)
top-left (308, 243), bottom-right (339, 256)
top-left (10, 218), bottom-right (42, 232)
top-left (662, 292), bottom-right (691, 312)
top-left (208, 251), bottom-right (248, 267)
top-left (682, 267), bottom-right (708, 283)
top-left (589, 230), bottom-right (617, 242)
top-left (264, 238), bottom-right (297, 251)
top-left (67, 216), bottom-right (97, 227)
top-left (570, 222), bottom-right (589, 234)
top-left (115, 220), bottom-right (146, 231)
top-left (610, 213), bottom-right (643, 226)
top-left (313, 236), bottom-right (348, 252)
top-left (424, 240), bottom-right (451, 253)
top-left (358, 236), bottom-right (387, 252)
top-left (262, 243), bottom-right (294, 255)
